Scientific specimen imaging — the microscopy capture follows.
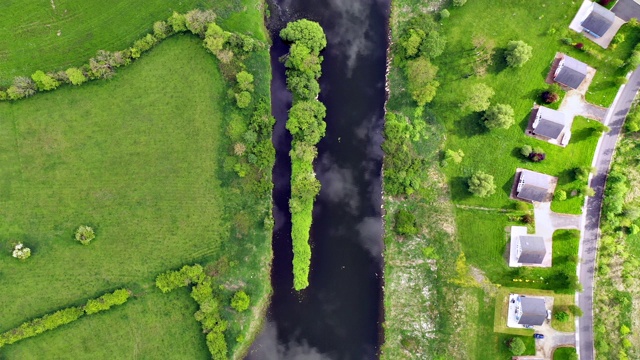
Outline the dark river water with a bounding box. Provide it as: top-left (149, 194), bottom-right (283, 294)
top-left (246, 0), bottom-right (389, 359)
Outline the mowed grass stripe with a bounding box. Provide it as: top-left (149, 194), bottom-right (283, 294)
top-left (0, 35), bottom-right (225, 337)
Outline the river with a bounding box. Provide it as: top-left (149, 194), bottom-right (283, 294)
top-left (246, 0), bottom-right (389, 358)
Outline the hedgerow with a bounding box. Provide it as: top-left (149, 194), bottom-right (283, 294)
top-left (280, 19), bottom-right (327, 290)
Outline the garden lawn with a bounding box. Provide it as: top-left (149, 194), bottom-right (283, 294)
top-left (553, 347), bottom-right (577, 360)
top-left (0, 35), bottom-right (267, 358)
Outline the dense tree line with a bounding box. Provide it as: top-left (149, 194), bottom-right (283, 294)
top-left (280, 19), bottom-right (327, 290)
top-left (0, 288), bottom-right (131, 348)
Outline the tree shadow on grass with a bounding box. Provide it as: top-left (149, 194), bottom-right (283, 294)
top-left (571, 127), bottom-right (595, 142)
top-left (449, 176), bottom-right (472, 202)
top-left (489, 48), bottom-right (509, 74)
top-left (510, 146), bottom-right (529, 162)
top-left (452, 112), bottom-right (487, 138)
top-left (501, 176), bottom-right (516, 199)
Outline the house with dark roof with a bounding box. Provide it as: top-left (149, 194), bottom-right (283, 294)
top-left (515, 235), bottom-right (546, 265)
top-left (532, 106), bottom-right (566, 141)
top-left (515, 170), bottom-right (555, 203)
top-left (515, 296), bottom-right (547, 326)
top-left (581, 2), bottom-right (615, 38)
top-left (553, 54), bottom-right (588, 90)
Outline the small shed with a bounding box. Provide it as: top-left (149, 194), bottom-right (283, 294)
top-left (554, 54), bottom-right (588, 89)
top-left (516, 296), bottom-right (547, 326)
top-left (581, 2), bottom-right (615, 38)
top-left (532, 106), bottom-right (566, 140)
top-left (516, 235), bottom-right (546, 264)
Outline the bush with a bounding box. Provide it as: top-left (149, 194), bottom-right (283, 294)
top-left (11, 243), bottom-right (31, 260)
top-left (394, 209), bottom-right (418, 236)
top-left (444, 149), bottom-right (464, 164)
top-left (453, 0), bottom-right (467, 6)
top-left (31, 70), bottom-right (60, 91)
top-left (7, 76), bottom-right (37, 100)
top-left (568, 305), bottom-right (583, 317)
top-left (75, 225), bottom-right (95, 245)
top-left (508, 337), bottom-right (526, 355)
top-left (66, 68), bottom-right (87, 85)
top-left (185, 9), bottom-right (216, 36)
top-left (168, 11), bottom-right (187, 32)
top-left (155, 264), bottom-right (205, 293)
top-left (153, 21), bottom-right (173, 40)
top-left (542, 90), bottom-right (559, 104)
top-left (439, 9), bottom-right (450, 19)
top-left (529, 147), bottom-right (546, 162)
top-left (235, 91), bottom-right (252, 108)
top-left (468, 171), bottom-right (496, 197)
top-left (583, 186), bottom-right (596, 197)
top-left (574, 166), bottom-right (594, 181)
top-left (84, 289), bottom-right (130, 314)
top-left (554, 311), bottom-right (570, 322)
top-left (236, 71), bottom-right (254, 92)
top-left (0, 307), bottom-right (84, 347)
top-left (483, 103), bottom-right (515, 129)
top-left (554, 189), bottom-right (567, 201)
top-left (520, 145), bottom-right (532, 157)
top-left (522, 214), bottom-right (534, 224)
top-left (231, 291), bottom-right (250, 312)
top-left (575, 42), bottom-right (584, 50)
top-left (505, 40), bottom-right (533, 67)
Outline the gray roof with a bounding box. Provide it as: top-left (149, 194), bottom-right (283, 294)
top-left (517, 235), bottom-right (546, 264)
top-left (582, 3), bottom-right (615, 37)
top-left (533, 106), bottom-right (566, 139)
top-left (518, 297), bottom-right (547, 326)
top-left (517, 170), bottom-right (553, 202)
top-left (554, 55), bottom-right (588, 89)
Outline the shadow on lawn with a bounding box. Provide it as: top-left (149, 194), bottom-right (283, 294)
top-left (489, 48), bottom-right (508, 74)
top-left (453, 112), bottom-right (486, 138)
top-left (449, 176), bottom-right (472, 202)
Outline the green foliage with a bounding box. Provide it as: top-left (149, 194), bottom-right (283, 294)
top-left (621, 324), bottom-right (631, 335)
top-left (155, 264), bottom-right (205, 293)
top-left (279, 19), bottom-right (327, 54)
top-left (235, 91), bottom-right (252, 108)
top-left (462, 83), bottom-right (494, 112)
top-left (468, 171), bottom-right (496, 197)
top-left (394, 209), bottom-right (418, 236)
top-left (236, 71), bottom-right (254, 92)
top-left (84, 289), bottom-right (131, 315)
top-left (231, 291), bottom-right (250, 312)
top-left (6, 76), bottom-right (37, 100)
top-left (505, 40), bottom-right (533, 67)
top-left (168, 11), bottom-right (188, 32)
top-left (31, 70), bottom-right (60, 91)
top-left (184, 9), bottom-right (216, 36)
top-left (66, 67), bottom-right (87, 85)
top-left (554, 189), bottom-right (567, 201)
top-left (568, 305), bottom-right (583, 317)
top-left (507, 337), bottom-right (526, 355)
top-left (0, 307), bottom-right (84, 348)
top-left (11, 243), bottom-right (31, 260)
top-left (203, 23), bottom-right (230, 54)
top-left (153, 21), bottom-right (173, 40)
top-left (521, 144), bottom-right (533, 157)
top-left (554, 311), bottom-right (569, 322)
top-left (444, 149), bottom-right (464, 164)
top-left (574, 166), bottom-right (594, 181)
top-left (483, 103), bottom-right (514, 129)
top-left (75, 225), bottom-right (96, 245)
top-left (440, 9), bottom-right (450, 20)
top-left (287, 100), bottom-right (327, 144)
top-left (453, 0), bottom-right (467, 6)
top-left (405, 57), bottom-right (439, 106)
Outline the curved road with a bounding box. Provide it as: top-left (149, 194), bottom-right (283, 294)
top-left (577, 66), bottom-right (640, 360)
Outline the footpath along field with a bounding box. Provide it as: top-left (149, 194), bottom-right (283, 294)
top-left (0, 1), bottom-right (273, 358)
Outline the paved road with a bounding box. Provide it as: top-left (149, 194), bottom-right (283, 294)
top-left (612, 0), bottom-right (640, 22)
top-left (577, 67), bottom-right (640, 360)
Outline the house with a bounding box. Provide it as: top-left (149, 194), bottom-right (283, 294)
top-left (532, 106), bottom-right (566, 141)
top-left (581, 2), bottom-right (615, 38)
top-left (554, 54), bottom-right (588, 90)
top-left (515, 235), bottom-right (546, 265)
top-left (515, 170), bottom-right (555, 202)
top-left (515, 296), bottom-right (547, 326)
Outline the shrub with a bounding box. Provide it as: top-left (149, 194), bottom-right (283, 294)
top-left (235, 91), bottom-right (252, 108)
top-left (66, 68), bottom-right (87, 85)
top-left (483, 103), bottom-right (515, 129)
top-left (554, 190), bottom-right (567, 201)
top-left (583, 186), bottom-right (596, 197)
top-left (7, 76), bottom-right (37, 100)
top-left (554, 311), bottom-right (570, 322)
top-left (84, 289), bottom-right (130, 314)
top-left (168, 11), bottom-right (187, 32)
top-left (0, 307), bottom-right (84, 347)
top-left (236, 71), bottom-right (255, 92)
top-left (394, 209), bottom-right (418, 236)
top-left (575, 42), bottom-right (584, 50)
top-left (568, 305), bottom-right (583, 317)
top-left (185, 9), bottom-right (216, 36)
top-left (468, 171), bottom-right (496, 197)
top-left (153, 21), bottom-right (172, 40)
top-left (561, 37), bottom-right (573, 45)
top-left (453, 0), bottom-right (467, 6)
top-left (405, 57), bottom-right (439, 106)
top-left (0, 90), bottom-right (7, 100)
top-left (439, 9), bottom-right (450, 19)
top-left (542, 90), bottom-right (559, 103)
top-left (505, 40), bottom-right (532, 67)
top-left (31, 70), bottom-right (60, 91)
top-left (529, 147), bottom-right (546, 162)
top-left (11, 243), bottom-right (31, 260)
top-left (575, 166), bottom-right (594, 181)
top-left (155, 264), bottom-right (205, 292)
top-left (444, 149), bottom-right (464, 164)
top-left (75, 225), bottom-right (95, 245)
top-left (231, 291), bottom-right (250, 312)
top-left (508, 337), bottom-right (526, 355)
top-left (613, 33), bottom-right (625, 45)
top-left (522, 214), bottom-right (534, 224)
top-left (520, 145), bottom-right (532, 157)
top-left (203, 23), bottom-right (230, 54)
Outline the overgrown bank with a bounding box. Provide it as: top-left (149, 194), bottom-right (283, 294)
top-left (0, 3), bottom-right (274, 359)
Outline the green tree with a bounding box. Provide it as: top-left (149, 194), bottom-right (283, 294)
top-left (521, 145), bottom-right (533, 157)
top-left (31, 70), bottom-right (60, 91)
top-left (453, 0), bottom-right (467, 6)
top-left (153, 21), bottom-right (172, 39)
top-left (554, 189), bottom-right (567, 201)
top-left (468, 171), bottom-right (496, 197)
top-left (203, 23), bottom-right (229, 53)
top-left (574, 166), bottom-right (595, 181)
top-left (463, 83), bottom-right (494, 112)
top-left (440, 9), bottom-right (450, 19)
top-left (235, 91), bottom-right (252, 109)
top-left (6, 76), bottom-right (37, 100)
top-left (286, 100), bottom-right (327, 144)
top-left (236, 71), bottom-right (254, 92)
top-left (508, 337), bottom-right (526, 355)
top-left (444, 149), bottom-right (464, 164)
top-left (75, 225), bottom-right (96, 245)
top-left (405, 57), bottom-right (439, 106)
top-left (483, 103), bottom-right (515, 129)
top-left (280, 19), bottom-right (327, 54)
top-left (66, 68), bottom-right (87, 85)
top-left (420, 31), bottom-right (446, 59)
top-left (230, 291), bottom-right (250, 312)
top-left (167, 11), bottom-right (187, 32)
top-left (505, 40), bottom-right (533, 67)
top-left (394, 209), bottom-right (418, 236)
top-left (401, 29), bottom-right (425, 58)
top-left (185, 9), bottom-right (216, 36)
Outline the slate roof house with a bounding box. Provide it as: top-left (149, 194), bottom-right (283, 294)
top-left (516, 170), bottom-right (554, 202)
top-left (515, 235), bottom-right (546, 265)
top-left (581, 2), bottom-right (615, 38)
top-left (515, 296), bottom-right (547, 326)
top-left (554, 54), bottom-right (588, 90)
top-left (532, 106), bottom-right (566, 141)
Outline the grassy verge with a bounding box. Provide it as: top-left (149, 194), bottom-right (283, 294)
top-left (0, 13), bottom-right (273, 359)
top-left (553, 347), bottom-right (578, 360)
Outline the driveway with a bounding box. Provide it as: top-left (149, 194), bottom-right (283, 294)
top-left (577, 66), bottom-right (640, 360)
top-left (558, 91), bottom-right (608, 121)
top-left (535, 321), bottom-right (576, 360)
top-left (533, 202), bottom-right (582, 242)
top-left (612, 0), bottom-right (640, 21)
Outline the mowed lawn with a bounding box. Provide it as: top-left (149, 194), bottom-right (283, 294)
top-left (0, 36), bottom-right (226, 357)
top-left (0, 0), bottom-right (217, 84)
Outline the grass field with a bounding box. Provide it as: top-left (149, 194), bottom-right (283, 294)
top-left (0, 30), bottom-right (272, 358)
